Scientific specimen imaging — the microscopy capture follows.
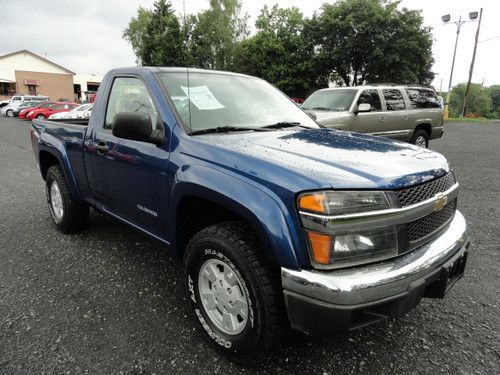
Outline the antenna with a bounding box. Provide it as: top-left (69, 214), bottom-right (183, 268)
top-left (186, 67), bottom-right (192, 134)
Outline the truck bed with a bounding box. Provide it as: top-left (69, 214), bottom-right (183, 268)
top-left (31, 118), bottom-right (90, 200)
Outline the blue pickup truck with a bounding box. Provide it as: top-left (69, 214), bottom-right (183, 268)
top-left (31, 67), bottom-right (469, 362)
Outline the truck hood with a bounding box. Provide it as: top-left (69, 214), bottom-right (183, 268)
top-left (306, 110), bottom-right (349, 121)
top-left (192, 128), bottom-right (450, 190)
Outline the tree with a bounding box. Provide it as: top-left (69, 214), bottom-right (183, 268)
top-left (187, 0), bottom-right (248, 70)
top-left (449, 83), bottom-right (492, 117)
top-left (308, 0), bottom-right (434, 86)
top-left (486, 85), bottom-right (500, 119)
top-left (123, 0), bottom-right (185, 67)
top-left (233, 5), bottom-right (324, 98)
top-left (123, 6), bottom-right (152, 64)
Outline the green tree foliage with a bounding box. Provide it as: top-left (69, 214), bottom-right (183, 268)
top-left (233, 5), bottom-right (324, 98)
top-left (122, 6), bottom-right (152, 64)
top-left (449, 83), bottom-right (492, 117)
top-left (123, 0), bottom-right (439, 96)
top-left (486, 85), bottom-right (500, 118)
top-left (308, 0), bottom-right (434, 86)
top-left (187, 0), bottom-right (248, 70)
top-left (123, 0), bottom-right (185, 66)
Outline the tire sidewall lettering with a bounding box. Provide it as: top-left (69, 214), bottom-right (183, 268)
top-left (187, 247), bottom-right (256, 350)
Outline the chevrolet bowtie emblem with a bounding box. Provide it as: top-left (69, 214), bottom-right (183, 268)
top-left (434, 193), bottom-right (448, 212)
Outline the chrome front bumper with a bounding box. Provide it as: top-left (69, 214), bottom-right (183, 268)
top-left (282, 210), bottom-right (468, 306)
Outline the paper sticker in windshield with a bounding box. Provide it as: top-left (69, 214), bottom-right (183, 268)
top-left (181, 85), bottom-right (225, 110)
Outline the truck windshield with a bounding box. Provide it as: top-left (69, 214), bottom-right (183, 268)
top-left (157, 72), bottom-right (319, 134)
top-left (302, 89), bottom-right (356, 111)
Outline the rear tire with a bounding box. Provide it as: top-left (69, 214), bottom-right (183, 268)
top-left (36, 114), bottom-right (45, 119)
top-left (184, 222), bottom-right (281, 363)
top-left (46, 165), bottom-right (89, 233)
top-left (411, 129), bottom-right (429, 148)
top-left (6, 109), bottom-right (13, 117)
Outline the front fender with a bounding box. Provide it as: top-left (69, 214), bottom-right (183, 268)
top-left (169, 164), bottom-right (307, 270)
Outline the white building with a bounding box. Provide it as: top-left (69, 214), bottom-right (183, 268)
top-left (0, 50), bottom-right (74, 101)
top-left (0, 49), bottom-right (103, 102)
top-left (73, 73), bottom-right (103, 102)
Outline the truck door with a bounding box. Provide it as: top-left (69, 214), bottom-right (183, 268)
top-left (351, 89), bottom-right (384, 134)
top-left (89, 76), bottom-right (170, 239)
top-left (380, 88), bottom-right (411, 141)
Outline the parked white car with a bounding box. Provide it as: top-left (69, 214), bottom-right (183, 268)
top-left (48, 104), bottom-right (93, 119)
top-left (2, 95), bottom-right (50, 117)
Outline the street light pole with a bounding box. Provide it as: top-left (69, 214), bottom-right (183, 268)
top-left (441, 12), bottom-right (478, 118)
top-left (445, 15), bottom-right (463, 118)
top-left (461, 8), bottom-right (483, 117)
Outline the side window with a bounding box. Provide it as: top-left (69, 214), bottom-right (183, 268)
top-left (104, 77), bottom-right (158, 131)
top-left (382, 89), bottom-right (406, 111)
top-left (52, 104), bottom-right (64, 110)
top-left (407, 89), bottom-right (441, 109)
top-left (357, 89), bottom-right (382, 111)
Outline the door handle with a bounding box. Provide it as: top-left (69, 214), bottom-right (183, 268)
top-left (378, 115), bottom-right (385, 122)
top-left (95, 141), bottom-right (109, 154)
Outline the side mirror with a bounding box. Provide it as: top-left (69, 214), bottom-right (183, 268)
top-left (112, 112), bottom-right (163, 144)
top-left (354, 103), bottom-right (372, 115)
top-left (355, 103), bottom-right (371, 114)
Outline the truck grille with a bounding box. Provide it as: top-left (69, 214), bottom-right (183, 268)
top-left (407, 199), bottom-right (457, 242)
top-left (396, 173), bottom-right (456, 207)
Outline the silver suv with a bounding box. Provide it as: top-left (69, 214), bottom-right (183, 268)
top-left (302, 85), bottom-right (444, 148)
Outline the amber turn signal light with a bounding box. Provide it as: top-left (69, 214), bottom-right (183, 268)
top-left (307, 230), bottom-right (332, 265)
top-left (298, 192), bottom-right (326, 214)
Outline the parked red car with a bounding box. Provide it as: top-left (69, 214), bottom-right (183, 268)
top-left (19, 102), bottom-right (56, 119)
top-left (27, 102), bottom-right (79, 120)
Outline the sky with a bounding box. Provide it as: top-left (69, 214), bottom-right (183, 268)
top-left (0, 0), bottom-right (499, 90)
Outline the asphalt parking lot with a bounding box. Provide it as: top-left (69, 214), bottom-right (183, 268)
top-left (0, 116), bottom-right (499, 374)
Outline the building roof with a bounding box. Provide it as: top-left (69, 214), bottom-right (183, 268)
top-left (0, 49), bottom-right (75, 75)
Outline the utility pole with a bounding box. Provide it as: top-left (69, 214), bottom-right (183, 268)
top-left (461, 8), bottom-right (483, 117)
top-left (445, 14), bottom-right (462, 117)
top-left (441, 11), bottom-right (478, 118)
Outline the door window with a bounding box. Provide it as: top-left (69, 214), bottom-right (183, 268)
top-left (104, 77), bottom-right (158, 131)
top-left (406, 89), bottom-right (441, 109)
top-left (357, 90), bottom-right (382, 111)
top-left (382, 89), bottom-right (406, 111)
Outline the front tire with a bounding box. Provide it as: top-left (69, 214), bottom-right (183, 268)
top-left (184, 222), bottom-right (281, 363)
top-left (36, 114), bottom-right (45, 119)
top-left (411, 129), bottom-right (429, 148)
top-left (46, 165), bottom-right (89, 233)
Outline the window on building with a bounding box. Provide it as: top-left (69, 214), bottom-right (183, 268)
top-left (27, 85), bottom-right (37, 95)
top-left (1, 82), bottom-right (11, 96)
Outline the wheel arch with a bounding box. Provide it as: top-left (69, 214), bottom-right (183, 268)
top-left (171, 178), bottom-right (301, 270)
top-left (414, 123), bottom-right (432, 137)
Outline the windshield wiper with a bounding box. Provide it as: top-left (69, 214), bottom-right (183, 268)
top-left (307, 106), bottom-right (331, 111)
top-left (190, 126), bottom-right (270, 135)
top-left (262, 121), bottom-right (310, 130)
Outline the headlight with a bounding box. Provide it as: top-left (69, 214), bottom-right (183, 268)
top-left (298, 191), bottom-right (398, 269)
top-left (298, 191), bottom-right (389, 215)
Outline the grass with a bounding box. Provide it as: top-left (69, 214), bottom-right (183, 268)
top-left (445, 117), bottom-right (499, 123)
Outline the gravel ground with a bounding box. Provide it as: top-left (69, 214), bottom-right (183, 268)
top-left (0, 117), bottom-right (498, 374)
